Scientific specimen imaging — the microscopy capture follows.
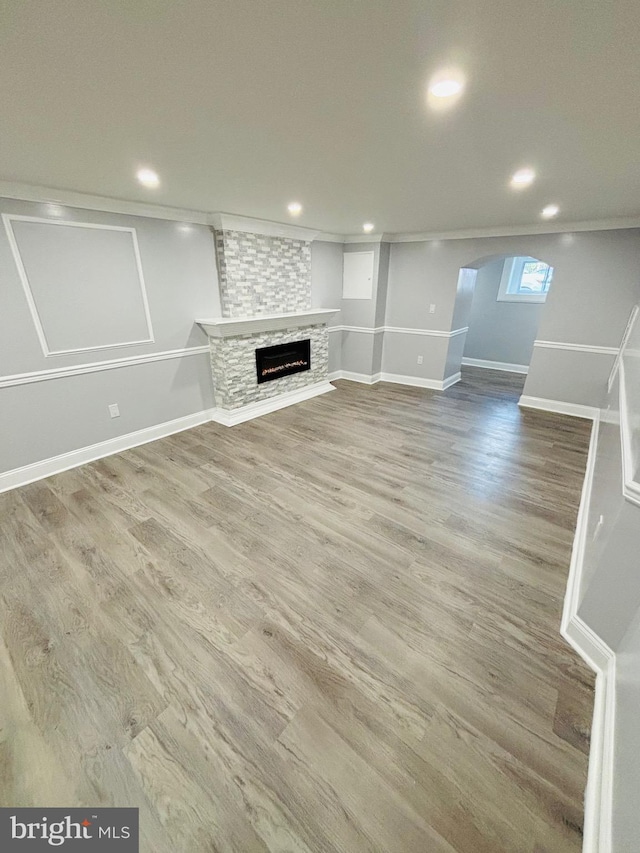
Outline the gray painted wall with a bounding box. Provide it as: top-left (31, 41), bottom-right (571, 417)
top-left (382, 333), bottom-right (447, 381)
top-left (385, 228), bottom-right (640, 404)
top-left (310, 240), bottom-right (343, 374)
top-left (463, 258), bottom-right (544, 366)
top-left (341, 332), bottom-right (377, 377)
top-left (1, 356), bottom-right (215, 473)
top-left (340, 241), bottom-right (390, 377)
top-left (310, 240), bottom-right (343, 312)
top-left (570, 349), bottom-right (640, 850)
top-left (311, 240), bottom-right (343, 374)
top-left (0, 205), bottom-right (349, 478)
top-left (0, 197), bottom-right (220, 476)
top-left (340, 242), bottom-right (381, 329)
top-left (3, 191), bottom-right (639, 480)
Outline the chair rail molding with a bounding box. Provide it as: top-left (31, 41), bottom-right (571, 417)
top-left (330, 325), bottom-right (468, 337)
top-left (533, 340), bottom-right (618, 356)
top-left (0, 346), bottom-right (209, 389)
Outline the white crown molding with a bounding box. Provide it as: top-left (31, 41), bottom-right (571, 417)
top-left (462, 357), bottom-right (529, 374)
top-left (315, 233), bottom-right (347, 243)
top-left (388, 216), bottom-right (640, 242)
top-left (518, 395), bottom-right (599, 420)
top-left (0, 345), bottom-right (209, 389)
top-left (2, 181), bottom-right (639, 242)
top-left (0, 180), bottom-right (210, 225)
top-left (343, 234), bottom-right (388, 244)
top-left (209, 212), bottom-right (322, 242)
top-left (210, 380), bottom-right (334, 426)
top-left (534, 340), bottom-right (618, 356)
top-left (0, 408), bottom-right (215, 494)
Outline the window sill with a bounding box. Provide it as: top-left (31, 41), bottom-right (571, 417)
top-left (496, 294), bottom-right (548, 304)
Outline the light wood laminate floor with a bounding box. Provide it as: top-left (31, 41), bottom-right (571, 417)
top-left (0, 368), bottom-right (594, 852)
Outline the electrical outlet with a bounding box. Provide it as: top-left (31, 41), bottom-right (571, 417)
top-left (108, 403), bottom-right (120, 419)
top-left (417, 355), bottom-right (424, 364)
top-left (429, 303), bottom-right (436, 314)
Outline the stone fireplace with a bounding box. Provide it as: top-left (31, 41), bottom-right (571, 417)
top-left (197, 218), bottom-right (338, 425)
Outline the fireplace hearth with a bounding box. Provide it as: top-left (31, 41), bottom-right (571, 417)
top-left (256, 339), bottom-right (311, 384)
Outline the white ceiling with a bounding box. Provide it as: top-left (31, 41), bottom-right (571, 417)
top-left (2, 0), bottom-right (640, 235)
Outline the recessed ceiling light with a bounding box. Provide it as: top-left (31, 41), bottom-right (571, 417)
top-left (541, 204), bottom-right (560, 219)
top-left (287, 202), bottom-right (302, 216)
top-left (429, 79), bottom-right (464, 99)
top-left (136, 168), bottom-right (160, 188)
top-left (510, 168), bottom-right (536, 188)
top-left (427, 69), bottom-right (465, 110)
top-left (363, 223), bottom-right (374, 233)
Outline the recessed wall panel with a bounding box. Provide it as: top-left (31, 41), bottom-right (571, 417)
top-left (3, 216), bottom-right (154, 355)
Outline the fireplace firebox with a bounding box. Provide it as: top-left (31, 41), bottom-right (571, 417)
top-left (255, 339), bottom-right (311, 384)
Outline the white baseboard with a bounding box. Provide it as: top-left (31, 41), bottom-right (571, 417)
top-left (330, 370), bottom-right (381, 385)
top-left (442, 371), bottom-right (462, 390)
top-left (560, 415), bottom-right (615, 852)
top-left (561, 416), bottom-right (601, 659)
top-left (210, 380), bottom-right (335, 426)
top-left (462, 356), bottom-right (529, 374)
top-left (380, 371), bottom-right (460, 391)
top-left (330, 369), bottom-right (461, 391)
top-left (0, 381), bottom-right (338, 491)
top-left (518, 394), bottom-right (599, 421)
top-left (0, 409), bottom-right (214, 494)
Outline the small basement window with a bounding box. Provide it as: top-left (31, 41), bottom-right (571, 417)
top-left (497, 256), bottom-right (554, 303)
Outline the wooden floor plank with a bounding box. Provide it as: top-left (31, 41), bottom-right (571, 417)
top-left (0, 368), bottom-right (594, 852)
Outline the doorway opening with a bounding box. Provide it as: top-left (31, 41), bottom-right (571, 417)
top-left (460, 254), bottom-right (553, 375)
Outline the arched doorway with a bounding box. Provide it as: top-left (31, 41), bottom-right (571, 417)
top-left (448, 252), bottom-right (554, 384)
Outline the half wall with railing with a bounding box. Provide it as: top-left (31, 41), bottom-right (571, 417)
top-left (561, 303), bottom-right (640, 851)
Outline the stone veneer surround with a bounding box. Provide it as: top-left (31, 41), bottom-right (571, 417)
top-left (209, 324), bottom-right (328, 409)
top-left (214, 229), bottom-right (311, 317)
top-left (203, 226), bottom-right (334, 416)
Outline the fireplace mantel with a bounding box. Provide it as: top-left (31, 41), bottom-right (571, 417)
top-left (197, 308), bottom-right (339, 338)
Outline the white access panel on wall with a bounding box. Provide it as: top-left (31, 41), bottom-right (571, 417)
top-left (343, 251), bottom-right (374, 300)
top-left (3, 215), bottom-right (154, 357)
